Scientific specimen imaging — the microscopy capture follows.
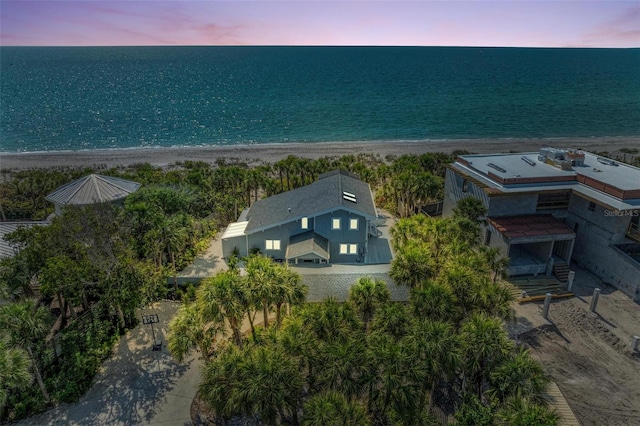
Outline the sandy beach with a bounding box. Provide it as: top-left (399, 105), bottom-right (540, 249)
top-left (1, 137), bottom-right (639, 170)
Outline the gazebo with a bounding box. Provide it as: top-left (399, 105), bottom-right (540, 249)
top-left (45, 174), bottom-right (141, 215)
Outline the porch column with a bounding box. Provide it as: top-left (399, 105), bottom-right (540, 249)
top-left (546, 258), bottom-right (554, 277)
top-left (546, 241), bottom-right (555, 276)
top-left (566, 238), bottom-right (575, 263)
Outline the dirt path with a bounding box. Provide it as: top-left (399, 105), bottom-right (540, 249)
top-left (16, 301), bottom-right (202, 426)
top-left (513, 264), bottom-right (640, 426)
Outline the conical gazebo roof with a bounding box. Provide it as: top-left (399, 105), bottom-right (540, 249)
top-left (45, 174), bottom-right (141, 206)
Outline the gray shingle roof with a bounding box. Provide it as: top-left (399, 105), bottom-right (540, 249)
top-left (45, 174), bottom-right (141, 206)
top-left (0, 221), bottom-right (48, 258)
top-left (286, 231), bottom-right (330, 260)
top-left (244, 170), bottom-right (377, 233)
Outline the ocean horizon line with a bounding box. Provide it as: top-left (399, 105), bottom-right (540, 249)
top-left (2, 136), bottom-right (639, 156)
top-left (1, 45), bottom-right (639, 50)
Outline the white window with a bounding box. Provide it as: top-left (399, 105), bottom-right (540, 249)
top-left (301, 217), bottom-right (308, 229)
top-left (340, 243), bottom-right (358, 255)
top-left (332, 218), bottom-right (341, 230)
top-left (265, 240), bottom-right (281, 250)
top-left (349, 218), bottom-right (358, 230)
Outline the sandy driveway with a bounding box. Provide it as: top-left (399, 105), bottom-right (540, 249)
top-left (17, 301), bottom-right (202, 426)
top-left (512, 263), bottom-right (640, 426)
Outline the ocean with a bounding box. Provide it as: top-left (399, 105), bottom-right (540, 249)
top-left (1, 46), bottom-right (639, 153)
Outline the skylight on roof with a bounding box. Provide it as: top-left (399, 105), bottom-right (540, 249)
top-left (342, 191), bottom-right (357, 203)
top-left (488, 163), bottom-right (507, 173)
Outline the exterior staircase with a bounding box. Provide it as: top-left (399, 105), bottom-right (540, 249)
top-left (553, 261), bottom-right (570, 282)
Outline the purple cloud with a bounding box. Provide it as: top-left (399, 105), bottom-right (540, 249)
top-left (577, 5), bottom-right (640, 47)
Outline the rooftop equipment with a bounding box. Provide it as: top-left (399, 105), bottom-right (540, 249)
top-left (521, 156), bottom-right (536, 166)
top-left (597, 157), bottom-right (618, 167)
top-left (488, 163), bottom-right (507, 173)
top-left (538, 148), bottom-right (584, 170)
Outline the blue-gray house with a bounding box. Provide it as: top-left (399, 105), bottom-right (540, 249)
top-left (221, 170), bottom-right (383, 264)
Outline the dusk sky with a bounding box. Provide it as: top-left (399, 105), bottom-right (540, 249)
top-left (1, 1), bottom-right (639, 48)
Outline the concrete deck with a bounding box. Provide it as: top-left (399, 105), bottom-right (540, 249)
top-left (364, 211), bottom-right (396, 264)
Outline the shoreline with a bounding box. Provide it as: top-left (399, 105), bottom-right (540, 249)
top-left (1, 137), bottom-right (639, 170)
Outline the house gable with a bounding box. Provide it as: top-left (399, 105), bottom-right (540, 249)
top-left (223, 169), bottom-right (379, 264)
top-left (243, 170), bottom-right (377, 234)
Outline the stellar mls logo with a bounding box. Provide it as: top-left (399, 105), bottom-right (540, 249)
top-left (604, 209), bottom-right (639, 217)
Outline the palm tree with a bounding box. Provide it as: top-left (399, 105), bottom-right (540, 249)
top-left (302, 391), bottom-right (370, 426)
top-left (410, 279), bottom-right (460, 323)
top-left (366, 333), bottom-right (427, 423)
top-left (495, 396), bottom-right (559, 426)
top-left (438, 262), bottom-right (478, 319)
top-left (348, 277), bottom-right (390, 331)
top-left (198, 271), bottom-right (247, 347)
top-left (389, 242), bottom-right (435, 288)
top-left (236, 345), bottom-right (304, 424)
top-left (369, 303), bottom-right (412, 342)
top-left (0, 259), bottom-right (32, 301)
top-left (453, 196), bottom-right (488, 224)
top-left (300, 298), bottom-right (362, 343)
top-left (245, 254), bottom-right (276, 328)
top-left (167, 302), bottom-right (225, 362)
top-left (409, 320), bottom-right (462, 408)
top-left (480, 246), bottom-right (511, 283)
top-left (160, 214), bottom-right (189, 292)
top-left (278, 315), bottom-right (322, 391)
top-left (488, 347), bottom-right (549, 403)
top-left (0, 299), bottom-right (51, 402)
top-left (316, 339), bottom-right (370, 401)
top-left (475, 278), bottom-right (516, 323)
top-left (272, 265), bottom-right (307, 327)
top-left (0, 336), bottom-right (32, 410)
top-left (199, 344), bottom-right (245, 422)
top-left (454, 392), bottom-right (495, 426)
top-left (460, 312), bottom-right (514, 398)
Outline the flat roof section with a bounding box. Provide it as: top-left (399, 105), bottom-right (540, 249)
top-left (221, 221), bottom-right (248, 239)
top-left (458, 152), bottom-right (640, 191)
top-left (489, 215), bottom-right (574, 241)
top-left (457, 152), bottom-right (575, 181)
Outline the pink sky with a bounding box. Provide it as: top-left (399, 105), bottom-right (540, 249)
top-left (1, 1), bottom-right (639, 47)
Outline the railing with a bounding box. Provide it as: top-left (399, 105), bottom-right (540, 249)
top-left (508, 263), bottom-right (547, 277)
top-left (627, 222), bottom-right (640, 242)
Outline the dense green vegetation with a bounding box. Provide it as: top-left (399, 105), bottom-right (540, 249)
top-left (1, 152), bottom-right (457, 222)
top-left (0, 173), bottom-right (217, 420)
top-left (0, 152), bottom-right (452, 421)
top-left (0, 151), bottom-right (559, 423)
top-left (168, 213), bottom-right (557, 425)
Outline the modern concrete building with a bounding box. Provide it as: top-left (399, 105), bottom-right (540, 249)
top-left (444, 148), bottom-right (640, 301)
top-left (221, 170), bottom-right (390, 265)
